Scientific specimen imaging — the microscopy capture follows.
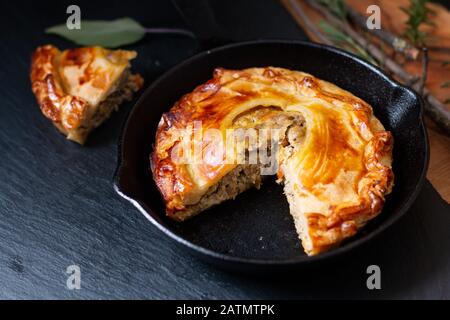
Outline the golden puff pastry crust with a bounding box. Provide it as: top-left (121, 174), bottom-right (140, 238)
top-left (30, 45), bottom-right (143, 144)
top-left (151, 67), bottom-right (394, 256)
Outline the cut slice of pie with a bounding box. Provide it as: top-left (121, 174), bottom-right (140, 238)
top-left (30, 45), bottom-right (143, 144)
top-left (151, 67), bottom-right (394, 256)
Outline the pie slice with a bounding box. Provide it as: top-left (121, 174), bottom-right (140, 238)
top-left (151, 67), bottom-right (394, 256)
top-left (30, 45), bottom-right (143, 144)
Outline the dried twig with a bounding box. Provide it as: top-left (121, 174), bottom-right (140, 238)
top-left (428, 46), bottom-right (450, 54)
top-left (303, 0), bottom-right (450, 134)
top-left (421, 93), bottom-right (450, 133)
top-left (345, 5), bottom-right (420, 60)
top-left (286, 0), bottom-right (333, 45)
top-left (418, 47), bottom-right (428, 95)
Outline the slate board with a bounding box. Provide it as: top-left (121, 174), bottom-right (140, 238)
top-left (0, 0), bottom-right (449, 299)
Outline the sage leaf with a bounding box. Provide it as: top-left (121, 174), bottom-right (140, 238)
top-left (46, 17), bottom-right (146, 48)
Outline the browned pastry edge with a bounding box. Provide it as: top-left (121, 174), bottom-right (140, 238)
top-left (31, 45), bottom-right (88, 135)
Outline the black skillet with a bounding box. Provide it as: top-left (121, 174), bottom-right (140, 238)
top-left (113, 40), bottom-right (429, 272)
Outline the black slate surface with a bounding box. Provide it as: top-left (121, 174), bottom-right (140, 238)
top-left (0, 0), bottom-right (449, 299)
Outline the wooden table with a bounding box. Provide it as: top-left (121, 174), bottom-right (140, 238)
top-left (426, 119), bottom-right (450, 202)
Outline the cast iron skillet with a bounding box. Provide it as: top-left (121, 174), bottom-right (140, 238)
top-left (114, 40), bottom-right (429, 272)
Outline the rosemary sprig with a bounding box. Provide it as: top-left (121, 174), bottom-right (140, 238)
top-left (319, 21), bottom-right (378, 65)
top-left (400, 0), bottom-right (435, 46)
top-left (318, 0), bottom-right (346, 19)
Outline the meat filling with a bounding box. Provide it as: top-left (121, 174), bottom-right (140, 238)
top-left (176, 106), bottom-right (306, 220)
top-left (69, 69), bottom-right (140, 143)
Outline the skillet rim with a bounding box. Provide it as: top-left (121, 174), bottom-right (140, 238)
top-left (113, 39), bottom-right (430, 266)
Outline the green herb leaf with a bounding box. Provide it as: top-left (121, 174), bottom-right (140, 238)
top-left (319, 21), bottom-right (378, 66)
top-left (401, 0), bottom-right (435, 46)
top-left (319, 21), bottom-right (348, 43)
top-left (441, 81), bottom-right (450, 88)
top-left (46, 17), bottom-right (145, 48)
top-left (443, 60), bottom-right (450, 67)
